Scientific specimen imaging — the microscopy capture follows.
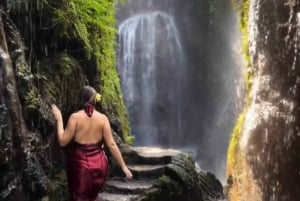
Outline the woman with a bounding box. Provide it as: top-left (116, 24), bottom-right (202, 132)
top-left (51, 86), bottom-right (132, 201)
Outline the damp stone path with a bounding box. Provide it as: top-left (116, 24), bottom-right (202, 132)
top-left (98, 146), bottom-right (180, 201)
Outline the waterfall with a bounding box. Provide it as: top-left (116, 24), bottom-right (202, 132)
top-left (117, 0), bottom-right (243, 181)
top-left (118, 11), bottom-right (185, 146)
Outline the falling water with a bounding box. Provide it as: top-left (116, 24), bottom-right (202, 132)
top-left (118, 11), bottom-right (186, 146)
top-left (117, 0), bottom-right (243, 181)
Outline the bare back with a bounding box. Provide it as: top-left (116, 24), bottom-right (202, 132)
top-left (52, 101), bottom-right (132, 179)
top-left (72, 110), bottom-right (106, 144)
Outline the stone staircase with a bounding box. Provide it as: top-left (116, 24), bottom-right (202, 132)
top-left (98, 147), bottom-right (180, 201)
top-left (99, 178), bottom-right (156, 201)
top-left (98, 146), bottom-right (226, 201)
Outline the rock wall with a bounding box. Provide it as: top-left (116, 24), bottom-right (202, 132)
top-left (0, 0), bottom-right (129, 199)
top-left (0, 9), bottom-right (86, 200)
top-left (0, 10), bottom-right (49, 200)
top-left (227, 1), bottom-right (300, 200)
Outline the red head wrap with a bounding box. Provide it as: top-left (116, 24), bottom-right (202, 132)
top-left (84, 103), bottom-right (94, 117)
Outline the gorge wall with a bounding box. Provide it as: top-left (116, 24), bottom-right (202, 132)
top-left (0, 1), bottom-right (129, 200)
top-left (227, 1), bottom-right (300, 200)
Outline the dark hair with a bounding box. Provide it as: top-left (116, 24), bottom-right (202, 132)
top-left (78, 86), bottom-right (96, 109)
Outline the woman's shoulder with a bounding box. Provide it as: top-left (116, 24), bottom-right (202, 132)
top-left (71, 110), bottom-right (108, 120)
top-left (71, 110), bottom-right (82, 116)
top-left (69, 110), bottom-right (85, 119)
top-left (94, 111), bottom-right (108, 119)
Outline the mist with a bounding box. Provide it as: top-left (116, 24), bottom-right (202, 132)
top-left (116, 0), bottom-right (244, 182)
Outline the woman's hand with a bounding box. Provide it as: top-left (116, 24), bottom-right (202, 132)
top-left (122, 166), bottom-right (133, 180)
top-left (51, 104), bottom-right (62, 121)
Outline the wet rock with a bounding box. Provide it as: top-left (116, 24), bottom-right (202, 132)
top-left (228, 0), bottom-right (300, 200)
top-left (99, 192), bottom-right (139, 201)
top-left (103, 146), bottom-right (225, 201)
top-left (104, 178), bottom-right (156, 194)
top-left (127, 164), bottom-right (165, 178)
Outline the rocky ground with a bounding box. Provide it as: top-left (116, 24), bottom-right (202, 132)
top-left (98, 147), bottom-right (226, 201)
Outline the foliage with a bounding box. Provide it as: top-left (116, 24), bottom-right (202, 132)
top-left (46, 171), bottom-right (69, 201)
top-left (25, 88), bottom-right (39, 109)
top-left (231, 0), bottom-right (252, 93)
top-left (138, 175), bottom-right (184, 201)
top-left (228, 0), bottom-right (252, 166)
top-left (2, 1), bottom-right (132, 200)
top-left (16, 63), bottom-right (34, 82)
top-left (228, 0), bottom-right (253, 163)
top-left (227, 1), bottom-right (254, 200)
top-left (227, 108), bottom-right (246, 174)
top-left (10, 0), bottom-right (132, 142)
top-left (49, 0), bottom-right (132, 143)
top-left (50, 0), bottom-right (116, 59)
top-left (98, 56), bottom-right (133, 144)
top-left (59, 54), bottom-right (74, 76)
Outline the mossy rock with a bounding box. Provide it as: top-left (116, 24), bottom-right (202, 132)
top-left (47, 171), bottom-right (69, 201)
top-left (136, 153), bottom-right (224, 201)
top-left (136, 175), bottom-right (185, 201)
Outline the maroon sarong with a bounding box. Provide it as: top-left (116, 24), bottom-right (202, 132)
top-left (66, 141), bottom-right (108, 201)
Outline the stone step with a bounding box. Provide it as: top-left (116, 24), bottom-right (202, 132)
top-left (127, 164), bottom-right (166, 178)
top-left (98, 192), bottom-right (139, 201)
top-left (104, 178), bottom-right (156, 194)
top-left (127, 147), bottom-right (180, 165)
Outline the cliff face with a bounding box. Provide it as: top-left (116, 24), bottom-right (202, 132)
top-left (227, 1), bottom-right (300, 200)
top-left (0, 0), bottom-right (130, 200)
top-left (0, 10), bottom-right (52, 200)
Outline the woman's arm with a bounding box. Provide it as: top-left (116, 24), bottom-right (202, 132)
top-left (102, 115), bottom-right (132, 179)
top-left (51, 104), bottom-right (76, 147)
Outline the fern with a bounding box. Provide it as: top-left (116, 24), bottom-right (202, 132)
top-left (48, 0), bottom-right (132, 143)
top-left (52, 0), bottom-right (116, 58)
top-left (74, 21), bottom-right (92, 56)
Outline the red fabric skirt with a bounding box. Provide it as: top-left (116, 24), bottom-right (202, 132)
top-left (66, 141), bottom-right (108, 201)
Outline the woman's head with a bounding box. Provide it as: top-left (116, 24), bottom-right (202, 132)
top-left (78, 86), bottom-right (97, 109)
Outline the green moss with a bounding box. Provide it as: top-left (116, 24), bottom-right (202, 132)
top-left (17, 63), bottom-right (34, 81)
top-left (50, 0), bottom-right (117, 59)
top-left (49, 0), bottom-right (132, 143)
top-left (38, 53), bottom-right (87, 115)
top-left (47, 171), bottom-right (68, 201)
top-left (240, 1), bottom-right (253, 94)
top-left (59, 53), bottom-right (73, 76)
top-left (139, 175), bottom-right (184, 201)
top-left (25, 88), bottom-right (39, 109)
top-left (231, 0), bottom-right (252, 93)
top-left (227, 108), bottom-right (246, 172)
top-left (228, 0), bottom-right (252, 179)
top-left (91, 0), bottom-right (132, 144)
top-left (99, 58), bottom-right (133, 144)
